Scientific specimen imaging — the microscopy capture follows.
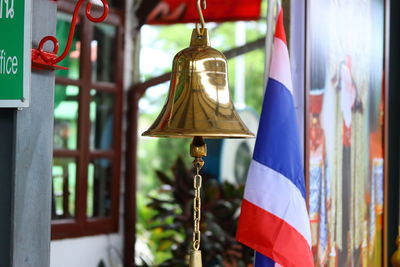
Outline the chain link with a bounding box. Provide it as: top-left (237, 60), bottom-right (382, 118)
top-left (192, 164), bottom-right (202, 251)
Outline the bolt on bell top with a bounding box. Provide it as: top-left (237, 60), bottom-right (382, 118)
top-left (142, 28), bottom-right (254, 139)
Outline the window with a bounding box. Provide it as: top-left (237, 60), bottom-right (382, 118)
top-left (51, 0), bottom-right (124, 239)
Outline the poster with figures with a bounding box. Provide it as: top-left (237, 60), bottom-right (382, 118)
top-left (306, 0), bottom-right (385, 266)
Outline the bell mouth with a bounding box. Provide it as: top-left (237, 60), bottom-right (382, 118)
top-left (142, 129), bottom-right (255, 139)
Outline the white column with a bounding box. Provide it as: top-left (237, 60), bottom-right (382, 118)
top-left (235, 21), bottom-right (246, 109)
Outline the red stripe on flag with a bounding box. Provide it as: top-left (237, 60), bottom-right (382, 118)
top-left (236, 199), bottom-right (313, 267)
top-left (274, 9), bottom-right (287, 45)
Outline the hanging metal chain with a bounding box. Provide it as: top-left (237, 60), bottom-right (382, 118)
top-left (189, 137), bottom-right (206, 266)
top-left (192, 164), bottom-right (202, 251)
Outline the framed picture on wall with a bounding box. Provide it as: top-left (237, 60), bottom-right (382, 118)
top-left (305, 0), bottom-right (387, 266)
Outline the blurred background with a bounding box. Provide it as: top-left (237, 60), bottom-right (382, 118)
top-left (49, 0), bottom-right (272, 266)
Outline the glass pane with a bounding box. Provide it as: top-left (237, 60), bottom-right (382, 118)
top-left (87, 158), bottom-right (113, 218)
top-left (92, 23), bottom-right (117, 83)
top-left (52, 158), bottom-right (77, 220)
top-left (90, 90), bottom-right (114, 150)
top-left (54, 85), bottom-right (79, 150)
top-left (56, 12), bottom-right (81, 79)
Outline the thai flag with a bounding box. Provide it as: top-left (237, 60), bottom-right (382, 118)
top-left (236, 8), bottom-right (314, 267)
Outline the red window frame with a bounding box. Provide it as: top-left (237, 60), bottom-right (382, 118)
top-left (51, 0), bottom-right (124, 240)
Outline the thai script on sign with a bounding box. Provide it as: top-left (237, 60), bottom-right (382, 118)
top-left (0, 0), bottom-right (14, 19)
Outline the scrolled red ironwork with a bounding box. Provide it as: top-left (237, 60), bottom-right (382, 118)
top-left (32, 0), bottom-right (109, 70)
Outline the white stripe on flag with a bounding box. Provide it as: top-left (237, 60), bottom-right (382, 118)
top-left (243, 160), bottom-right (311, 246)
top-left (269, 37), bottom-right (293, 94)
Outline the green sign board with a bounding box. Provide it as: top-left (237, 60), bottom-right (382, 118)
top-left (0, 0), bottom-right (31, 108)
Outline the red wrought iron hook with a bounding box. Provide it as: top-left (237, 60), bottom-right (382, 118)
top-left (86, 0), bottom-right (109, 22)
top-left (32, 0), bottom-right (109, 69)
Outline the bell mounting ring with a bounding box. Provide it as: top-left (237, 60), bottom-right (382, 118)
top-left (31, 0), bottom-right (109, 71)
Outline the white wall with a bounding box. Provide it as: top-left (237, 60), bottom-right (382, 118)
top-left (50, 234), bottom-right (123, 267)
top-left (290, 0), bottom-right (306, 162)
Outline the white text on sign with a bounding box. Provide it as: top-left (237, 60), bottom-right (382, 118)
top-left (0, 50), bottom-right (18, 75)
top-left (0, 0), bottom-right (14, 19)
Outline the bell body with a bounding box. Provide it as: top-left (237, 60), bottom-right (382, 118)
top-left (142, 29), bottom-right (254, 139)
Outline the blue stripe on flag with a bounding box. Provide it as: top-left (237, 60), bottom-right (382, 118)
top-left (253, 78), bottom-right (306, 198)
top-left (255, 252), bottom-right (276, 267)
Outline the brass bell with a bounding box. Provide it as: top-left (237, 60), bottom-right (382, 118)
top-left (142, 28), bottom-right (254, 139)
top-left (142, 6), bottom-right (254, 265)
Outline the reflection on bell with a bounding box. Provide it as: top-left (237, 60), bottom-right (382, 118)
top-left (142, 29), bottom-right (254, 139)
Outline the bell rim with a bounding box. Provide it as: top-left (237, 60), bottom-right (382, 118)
top-left (142, 129), bottom-right (255, 139)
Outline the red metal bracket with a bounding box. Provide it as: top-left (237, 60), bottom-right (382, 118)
top-left (32, 0), bottom-right (109, 71)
